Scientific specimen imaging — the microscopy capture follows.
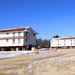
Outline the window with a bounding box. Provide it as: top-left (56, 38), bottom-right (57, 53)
top-left (64, 40), bottom-right (65, 42)
top-left (13, 39), bottom-right (15, 42)
top-left (64, 43), bottom-right (66, 46)
top-left (64, 40), bottom-right (66, 46)
top-left (26, 32), bottom-right (28, 35)
top-left (71, 40), bottom-right (72, 45)
top-left (13, 32), bottom-right (15, 36)
top-left (58, 43), bottom-right (59, 45)
top-left (58, 40), bottom-right (59, 46)
top-left (18, 38), bottom-right (20, 43)
top-left (58, 40), bottom-right (59, 42)
top-left (18, 38), bottom-right (20, 42)
top-left (25, 38), bottom-right (27, 42)
top-left (33, 33), bottom-right (35, 36)
top-left (6, 39), bottom-right (8, 42)
top-left (18, 32), bottom-right (21, 36)
top-left (71, 43), bottom-right (72, 45)
top-left (7, 33), bottom-right (9, 35)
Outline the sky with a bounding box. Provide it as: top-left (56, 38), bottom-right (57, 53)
top-left (0, 0), bottom-right (75, 39)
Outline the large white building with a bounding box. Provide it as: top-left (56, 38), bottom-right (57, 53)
top-left (0, 27), bottom-right (37, 51)
top-left (50, 37), bottom-right (75, 48)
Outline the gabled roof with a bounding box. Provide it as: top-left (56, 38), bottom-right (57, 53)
top-left (0, 28), bottom-right (26, 33)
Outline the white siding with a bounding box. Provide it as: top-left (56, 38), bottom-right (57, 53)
top-left (0, 32), bottom-right (24, 47)
top-left (51, 38), bottom-right (75, 48)
top-left (0, 32), bottom-right (24, 38)
top-left (24, 28), bottom-right (36, 46)
top-left (0, 39), bottom-right (24, 47)
top-left (0, 27), bottom-right (37, 47)
top-left (59, 40), bottom-right (64, 46)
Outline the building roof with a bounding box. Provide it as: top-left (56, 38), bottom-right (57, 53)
top-left (52, 37), bottom-right (75, 40)
top-left (60, 37), bottom-right (75, 40)
top-left (0, 28), bottom-right (26, 33)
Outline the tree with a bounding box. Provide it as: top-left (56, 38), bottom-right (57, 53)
top-left (42, 39), bottom-right (50, 48)
top-left (52, 35), bottom-right (59, 38)
top-left (36, 38), bottom-right (50, 48)
top-left (36, 38), bottom-right (42, 48)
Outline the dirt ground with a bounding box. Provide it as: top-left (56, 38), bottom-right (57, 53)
top-left (0, 49), bottom-right (75, 75)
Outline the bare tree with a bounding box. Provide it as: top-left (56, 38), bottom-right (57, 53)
top-left (36, 38), bottom-right (50, 48)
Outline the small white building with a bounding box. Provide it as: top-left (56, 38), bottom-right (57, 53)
top-left (50, 37), bottom-right (75, 49)
top-left (0, 27), bottom-right (37, 51)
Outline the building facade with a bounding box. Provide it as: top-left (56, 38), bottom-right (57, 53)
top-left (0, 27), bottom-right (37, 51)
top-left (50, 37), bottom-right (75, 49)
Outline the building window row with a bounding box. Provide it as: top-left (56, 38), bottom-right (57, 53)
top-left (24, 32), bottom-right (35, 36)
top-left (57, 42), bottom-right (75, 46)
top-left (6, 38), bottom-right (28, 43)
top-left (7, 32), bottom-right (36, 37)
top-left (57, 40), bottom-right (75, 46)
top-left (6, 32), bottom-right (21, 36)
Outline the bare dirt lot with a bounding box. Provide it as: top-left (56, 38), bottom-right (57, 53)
top-left (0, 49), bottom-right (75, 75)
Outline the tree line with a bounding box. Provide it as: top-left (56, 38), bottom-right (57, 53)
top-left (36, 38), bottom-right (50, 48)
top-left (36, 35), bottom-right (59, 48)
